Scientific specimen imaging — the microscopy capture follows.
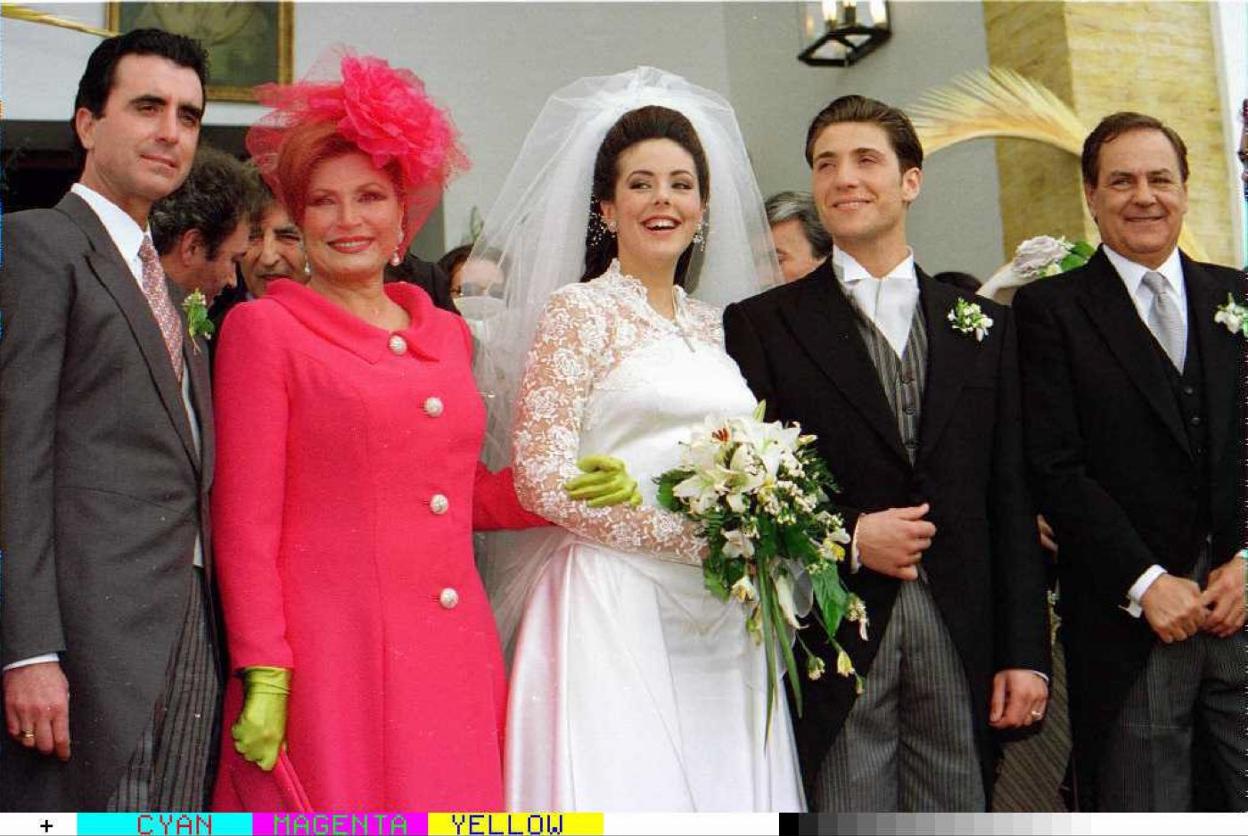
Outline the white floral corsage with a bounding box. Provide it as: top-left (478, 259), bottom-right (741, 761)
top-left (1213, 294), bottom-right (1248, 338)
top-left (947, 297), bottom-right (993, 342)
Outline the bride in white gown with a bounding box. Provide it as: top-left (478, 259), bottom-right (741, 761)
top-left (472, 67), bottom-right (805, 812)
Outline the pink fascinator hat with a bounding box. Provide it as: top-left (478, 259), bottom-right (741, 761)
top-left (246, 48), bottom-right (468, 251)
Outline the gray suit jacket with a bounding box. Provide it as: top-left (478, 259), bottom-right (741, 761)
top-left (0, 192), bottom-right (217, 810)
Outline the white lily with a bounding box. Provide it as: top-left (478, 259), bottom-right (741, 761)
top-left (730, 575), bottom-right (758, 603)
top-left (774, 573), bottom-right (801, 629)
top-left (722, 528), bottom-right (756, 559)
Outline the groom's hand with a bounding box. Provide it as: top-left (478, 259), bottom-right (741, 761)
top-left (1199, 557), bottom-right (1246, 638)
top-left (1140, 574), bottom-right (1206, 643)
top-left (855, 503), bottom-right (936, 581)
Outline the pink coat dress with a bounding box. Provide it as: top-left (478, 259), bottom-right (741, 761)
top-left (210, 279), bottom-right (544, 812)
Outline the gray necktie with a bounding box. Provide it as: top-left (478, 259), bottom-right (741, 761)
top-left (1141, 270), bottom-right (1185, 371)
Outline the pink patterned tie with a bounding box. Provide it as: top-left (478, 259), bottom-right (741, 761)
top-left (138, 234), bottom-right (184, 382)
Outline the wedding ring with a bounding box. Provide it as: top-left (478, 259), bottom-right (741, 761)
top-left (1029, 710), bottom-right (1043, 719)
top-left (20, 730), bottom-right (34, 740)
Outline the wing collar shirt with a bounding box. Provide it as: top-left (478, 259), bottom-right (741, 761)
top-left (832, 244), bottom-right (919, 360)
top-left (1103, 244), bottom-right (1186, 617)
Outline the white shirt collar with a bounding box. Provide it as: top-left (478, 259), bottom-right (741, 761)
top-left (832, 245), bottom-right (917, 286)
top-left (1102, 244), bottom-right (1184, 300)
top-left (832, 245), bottom-right (919, 359)
top-left (71, 182), bottom-right (147, 271)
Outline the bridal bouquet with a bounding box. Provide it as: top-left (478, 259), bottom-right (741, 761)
top-left (656, 403), bottom-right (866, 731)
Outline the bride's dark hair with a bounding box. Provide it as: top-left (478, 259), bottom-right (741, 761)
top-left (580, 105), bottom-right (710, 284)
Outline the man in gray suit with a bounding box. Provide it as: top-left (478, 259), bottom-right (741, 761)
top-left (1, 29), bottom-right (221, 811)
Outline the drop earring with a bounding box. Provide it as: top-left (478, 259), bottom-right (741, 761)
top-left (588, 210), bottom-right (616, 246)
top-left (391, 226), bottom-right (404, 266)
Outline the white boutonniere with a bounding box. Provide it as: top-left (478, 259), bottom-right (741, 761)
top-left (947, 297), bottom-right (993, 342)
top-left (1213, 294), bottom-right (1248, 338)
top-left (181, 290), bottom-right (215, 351)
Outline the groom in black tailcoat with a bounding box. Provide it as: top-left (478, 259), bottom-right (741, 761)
top-left (1013, 112), bottom-right (1247, 811)
top-left (724, 95), bottom-right (1050, 811)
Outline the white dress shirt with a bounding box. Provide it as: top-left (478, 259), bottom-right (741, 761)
top-left (1103, 245), bottom-right (1185, 618)
top-left (3, 184), bottom-right (203, 672)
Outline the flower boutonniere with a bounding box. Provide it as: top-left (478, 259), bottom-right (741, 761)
top-left (947, 297), bottom-right (994, 342)
top-left (1213, 294), bottom-right (1248, 338)
top-left (182, 290), bottom-right (215, 350)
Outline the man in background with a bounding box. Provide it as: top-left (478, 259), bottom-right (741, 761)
top-left (765, 190), bottom-right (833, 282)
top-left (152, 145), bottom-right (261, 304)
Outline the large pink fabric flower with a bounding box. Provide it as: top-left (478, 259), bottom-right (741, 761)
top-left (338, 56), bottom-right (466, 189)
top-left (246, 49), bottom-right (468, 245)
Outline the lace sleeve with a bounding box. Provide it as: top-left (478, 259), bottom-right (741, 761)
top-left (511, 287), bottom-right (706, 563)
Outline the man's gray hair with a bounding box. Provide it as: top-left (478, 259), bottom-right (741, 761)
top-left (765, 190), bottom-right (833, 258)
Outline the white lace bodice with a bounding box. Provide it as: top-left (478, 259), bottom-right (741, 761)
top-left (512, 261), bottom-right (758, 563)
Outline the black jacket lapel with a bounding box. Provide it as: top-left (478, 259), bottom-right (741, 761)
top-left (1184, 254), bottom-right (1242, 466)
top-left (58, 193), bottom-right (201, 472)
top-left (916, 272), bottom-right (981, 461)
top-left (1077, 248), bottom-right (1190, 456)
top-left (779, 261), bottom-right (909, 466)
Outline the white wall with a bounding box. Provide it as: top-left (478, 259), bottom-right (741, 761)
top-left (5, 1), bottom-right (1001, 273)
top-left (1212, 0), bottom-right (1246, 266)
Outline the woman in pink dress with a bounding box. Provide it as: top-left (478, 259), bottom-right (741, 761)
top-left (210, 52), bottom-right (631, 812)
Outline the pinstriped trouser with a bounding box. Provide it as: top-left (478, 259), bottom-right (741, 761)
top-left (107, 569), bottom-right (221, 811)
top-left (1095, 549), bottom-right (1248, 811)
top-left (813, 579), bottom-right (985, 812)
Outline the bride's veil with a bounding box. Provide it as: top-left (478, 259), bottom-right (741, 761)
top-left (469, 66), bottom-right (783, 661)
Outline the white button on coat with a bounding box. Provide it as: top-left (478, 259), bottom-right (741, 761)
top-left (388, 334), bottom-right (407, 355)
top-left (424, 397), bottom-right (444, 417)
top-left (430, 493), bottom-right (449, 515)
top-left (439, 588), bottom-right (459, 609)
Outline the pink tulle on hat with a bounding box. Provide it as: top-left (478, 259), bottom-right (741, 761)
top-left (246, 49), bottom-right (468, 250)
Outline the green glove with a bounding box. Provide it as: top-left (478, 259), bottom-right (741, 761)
top-left (563, 455), bottom-right (642, 508)
top-left (232, 666), bottom-right (291, 772)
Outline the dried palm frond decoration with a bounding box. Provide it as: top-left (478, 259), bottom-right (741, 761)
top-left (911, 67), bottom-right (1087, 156)
top-left (909, 67), bottom-right (1208, 262)
top-left (2, 5), bottom-right (116, 38)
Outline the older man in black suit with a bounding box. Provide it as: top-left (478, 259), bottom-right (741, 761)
top-left (1014, 112), bottom-right (1247, 811)
top-left (0, 29), bottom-right (221, 811)
top-left (725, 95), bottom-right (1050, 811)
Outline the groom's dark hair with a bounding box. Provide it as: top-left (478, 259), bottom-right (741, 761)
top-left (804, 95), bottom-right (923, 174)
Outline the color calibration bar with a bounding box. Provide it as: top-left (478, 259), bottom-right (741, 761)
top-left (0, 812), bottom-right (781, 836)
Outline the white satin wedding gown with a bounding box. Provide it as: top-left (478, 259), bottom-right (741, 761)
top-left (504, 261), bottom-right (805, 812)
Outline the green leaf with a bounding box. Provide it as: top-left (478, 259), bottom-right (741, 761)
top-left (654, 470), bottom-right (686, 511)
top-left (810, 564), bottom-right (850, 639)
top-left (756, 516), bottom-right (778, 560)
top-left (782, 525), bottom-right (820, 565)
top-left (756, 566), bottom-right (780, 740)
top-left (703, 572), bottom-right (729, 601)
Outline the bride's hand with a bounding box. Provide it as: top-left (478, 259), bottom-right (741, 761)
top-left (563, 455), bottom-right (642, 508)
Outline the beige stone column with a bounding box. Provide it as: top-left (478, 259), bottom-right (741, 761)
top-left (983, 1), bottom-right (1233, 265)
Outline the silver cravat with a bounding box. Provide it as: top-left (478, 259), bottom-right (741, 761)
top-left (1142, 270), bottom-right (1185, 371)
